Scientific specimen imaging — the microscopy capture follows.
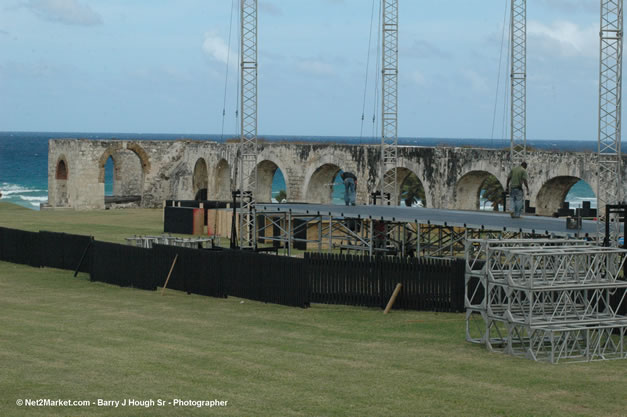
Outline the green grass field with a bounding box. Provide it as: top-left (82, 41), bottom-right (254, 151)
top-left (1, 202), bottom-right (626, 416)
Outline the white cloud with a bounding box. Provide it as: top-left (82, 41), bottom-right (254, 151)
top-left (22, 0), bottom-right (102, 26)
top-left (528, 20), bottom-right (597, 58)
top-left (537, 0), bottom-right (596, 13)
top-left (410, 70), bottom-right (426, 86)
top-left (259, 1), bottom-right (282, 16)
top-left (202, 32), bottom-right (236, 67)
top-left (296, 60), bottom-right (335, 77)
top-left (461, 69), bottom-right (488, 92)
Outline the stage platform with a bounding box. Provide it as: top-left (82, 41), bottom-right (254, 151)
top-left (256, 203), bottom-right (608, 238)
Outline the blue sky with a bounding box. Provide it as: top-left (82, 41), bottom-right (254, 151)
top-left (0, 0), bottom-right (609, 140)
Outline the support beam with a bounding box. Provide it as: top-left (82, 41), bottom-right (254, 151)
top-left (238, 0), bottom-right (258, 249)
top-left (598, 0), bottom-right (624, 244)
top-left (380, 0), bottom-right (399, 206)
top-left (510, 0), bottom-right (526, 165)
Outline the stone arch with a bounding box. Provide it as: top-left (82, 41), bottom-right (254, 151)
top-left (98, 143), bottom-right (150, 183)
top-left (535, 176), bottom-right (584, 216)
top-left (454, 170), bottom-right (504, 211)
top-left (193, 158), bottom-right (208, 200)
top-left (97, 144), bottom-right (145, 199)
top-left (125, 142), bottom-right (151, 173)
top-left (376, 167), bottom-right (429, 206)
top-left (396, 168), bottom-right (427, 207)
top-left (55, 157), bottom-right (68, 180)
top-left (306, 163), bottom-right (341, 204)
top-left (54, 156), bottom-right (69, 206)
top-left (255, 159), bottom-right (287, 203)
top-left (98, 144), bottom-right (123, 183)
top-left (213, 159), bottom-right (231, 201)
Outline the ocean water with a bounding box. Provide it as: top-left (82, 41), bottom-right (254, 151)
top-left (0, 131), bottom-right (599, 210)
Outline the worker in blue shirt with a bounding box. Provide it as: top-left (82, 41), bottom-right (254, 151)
top-left (341, 171), bottom-right (357, 206)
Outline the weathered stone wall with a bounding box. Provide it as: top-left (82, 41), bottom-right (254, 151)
top-left (48, 138), bottom-right (625, 214)
top-left (112, 150), bottom-right (143, 196)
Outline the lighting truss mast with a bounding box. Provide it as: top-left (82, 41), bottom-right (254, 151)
top-left (598, 0), bottom-right (624, 243)
top-left (510, 0), bottom-right (526, 165)
top-left (380, 0), bottom-right (399, 206)
top-left (238, 0), bottom-right (258, 249)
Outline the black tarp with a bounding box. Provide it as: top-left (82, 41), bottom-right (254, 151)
top-left (164, 206), bottom-right (198, 234)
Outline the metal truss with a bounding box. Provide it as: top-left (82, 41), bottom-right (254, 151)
top-left (255, 211), bottom-right (412, 257)
top-left (510, 0), bottom-right (526, 165)
top-left (465, 238), bottom-right (589, 274)
top-left (466, 237), bottom-right (627, 363)
top-left (598, 0), bottom-right (624, 243)
top-left (465, 238), bottom-right (589, 310)
top-left (508, 321), bottom-right (627, 363)
top-left (474, 316), bottom-right (627, 363)
top-left (238, 0), bottom-right (258, 249)
top-left (416, 225), bottom-right (466, 258)
top-left (486, 246), bottom-right (627, 287)
top-left (254, 210), bottom-right (585, 260)
top-left (380, 0), bottom-right (399, 206)
top-left (487, 284), bottom-right (627, 325)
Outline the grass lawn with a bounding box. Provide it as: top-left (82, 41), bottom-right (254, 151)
top-left (1, 202), bottom-right (626, 416)
top-left (0, 202), bottom-right (164, 244)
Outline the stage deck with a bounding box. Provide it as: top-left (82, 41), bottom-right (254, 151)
top-left (256, 203), bottom-right (611, 238)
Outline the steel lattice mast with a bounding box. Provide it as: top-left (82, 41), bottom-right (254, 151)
top-left (238, 0), bottom-right (258, 249)
top-left (598, 0), bottom-right (624, 243)
top-left (510, 0), bottom-right (526, 165)
top-left (380, 0), bottom-right (398, 206)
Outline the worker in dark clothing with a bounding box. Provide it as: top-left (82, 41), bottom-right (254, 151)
top-left (341, 171), bottom-right (357, 206)
top-left (506, 161), bottom-right (529, 218)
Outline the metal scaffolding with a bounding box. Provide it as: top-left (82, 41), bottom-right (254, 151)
top-left (238, 0), bottom-right (258, 249)
top-left (510, 0), bottom-right (526, 165)
top-left (598, 0), bottom-right (624, 244)
top-left (380, 0), bottom-right (399, 206)
top-left (465, 238), bottom-right (627, 363)
top-left (254, 203), bottom-right (604, 259)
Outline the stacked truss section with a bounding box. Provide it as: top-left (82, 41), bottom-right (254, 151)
top-left (465, 238), bottom-right (627, 363)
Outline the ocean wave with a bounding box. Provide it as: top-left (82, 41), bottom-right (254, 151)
top-left (568, 196), bottom-right (596, 202)
top-left (0, 182), bottom-right (45, 196)
top-left (19, 195), bottom-right (48, 202)
top-left (29, 202), bottom-right (41, 207)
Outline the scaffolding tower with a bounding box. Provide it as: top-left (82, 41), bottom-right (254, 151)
top-left (465, 238), bottom-right (627, 363)
top-left (380, 0), bottom-right (399, 206)
top-left (598, 0), bottom-right (624, 244)
top-left (238, 0), bottom-right (258, 249)
top-left (510, 0), bottom-right (526, 165)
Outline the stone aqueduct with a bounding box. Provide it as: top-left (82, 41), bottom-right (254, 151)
top-left (47, 139), bottom-right (623, 216)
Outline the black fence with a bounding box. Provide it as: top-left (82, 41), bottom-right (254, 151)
top-left (226, 250), bottom-right (309, 308)
top-left (90, 241), bottom-right (158, 290)
top-left (39, 231), bottom-right (93, 273)
top-left (152, 244), bottom-right (228, 298)
top-left (0, 227), bottom-right (92, 270)
top-left (1, 227), bottom-right (469, 312)
top-left (306, 253), bottom-right (466, 312)
top-left (0, 227), bottom-right (41, 267)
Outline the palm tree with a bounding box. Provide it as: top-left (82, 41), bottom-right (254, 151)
top-left (480, 176), bottom-right (504, 211)
top-left (400, 174), bottom-right (425, 207)
top-left (276, 189), bottom-right (287, 203)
